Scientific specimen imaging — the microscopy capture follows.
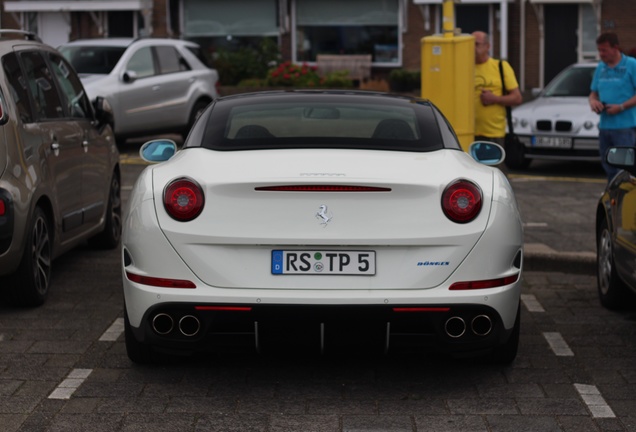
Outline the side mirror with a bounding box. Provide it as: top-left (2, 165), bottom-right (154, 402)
top-left (606, 147), bottom-right (636, 176)
top-left (92, 96), bottom-right (114, 133)
top-left (468, 141), bottom-right (505, 166)
top-left (140, 139), bottom-right (177, 163)
top-left (122, 70), bottom-right (138, 84)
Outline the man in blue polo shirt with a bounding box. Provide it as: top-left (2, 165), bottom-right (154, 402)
top-left (589, 32), bottom-right (636, 181)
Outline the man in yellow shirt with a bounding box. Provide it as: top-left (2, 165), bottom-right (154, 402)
top-left (473, 31), bottom-right (522, 145)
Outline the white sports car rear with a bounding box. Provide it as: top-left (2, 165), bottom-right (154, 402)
top-left (122, 91), bottom-right (523, 363)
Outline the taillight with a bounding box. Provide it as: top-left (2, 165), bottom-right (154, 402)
top-left (126, 271), bottom-right (196, 288)
top-left (0, 198), bottom-right (5, 216)
top-left (163, 178), bottom-right (204, 221)
top-left (449, 274), bottom-right (519, 290)
top-left (441, 180), bottom-right (482, 223)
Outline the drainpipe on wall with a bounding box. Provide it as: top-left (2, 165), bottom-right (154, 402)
top-left (500, 0), bottom-right (508, 59)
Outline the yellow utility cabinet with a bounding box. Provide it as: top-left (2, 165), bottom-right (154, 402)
top-left (421, 35), bottom-right (474, 151)
top-left (420, 0), bottom-right (475, 151)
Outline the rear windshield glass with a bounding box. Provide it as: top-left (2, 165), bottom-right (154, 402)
top-left (59, 46), bottom-right (126, 75)
top-left (190, 93), bottom-right (449, 152)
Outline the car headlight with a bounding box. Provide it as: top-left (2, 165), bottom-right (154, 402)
top-left (520, 119), bottom-right (529, 128)
top-left (584, 121), bottom-right (594, 130)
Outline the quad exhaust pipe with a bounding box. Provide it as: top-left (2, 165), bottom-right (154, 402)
top-left (151, 313), bottom-right (201, 337)
top-left (444, 315), bottom-right (493, 338)
top-left (179, 315), bottom-right (201, 337)
top-left (152, 313), bottom-right (174, 335)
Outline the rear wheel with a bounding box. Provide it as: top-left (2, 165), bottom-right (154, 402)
top-left (597, 217), bottom-right (632, 309)
top-left (124, 309), bottom-right (154, 364)
top-left (489, 303), bottom-right (520, 364)
top-left (8, 207), bottom-right (52, 306)
top-left (182, 99), bottom-right (210, 140)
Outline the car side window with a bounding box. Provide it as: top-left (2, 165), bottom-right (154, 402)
top-left (155, 46), bottom-right (190, 74)
top-left (2, 52), bottom-right (33, 123)
top-left (19, 51), bottom-right (64, 120)
top-left (126, 46), bottom-right (155, 78)
top-left (47, 52), bottom-right (92, 120)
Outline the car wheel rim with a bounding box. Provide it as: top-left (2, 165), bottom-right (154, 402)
top-left (598, 228), bottom-right (612, 296)
top-left (110, 177), bottom-right (122, 238)
top-left (31, 215), bottom-right (51, 295)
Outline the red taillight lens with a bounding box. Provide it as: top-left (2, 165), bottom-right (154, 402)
top-left (126, 271), bottom-right (196, 288)
top-left (449, 274), bottom-right (519, 290)
top-left (164, 178), bottom-right (204, 221)
top-left (0, 199), bottom-right (5, 216)
top-left (442, 180), bottom-right (482, 223)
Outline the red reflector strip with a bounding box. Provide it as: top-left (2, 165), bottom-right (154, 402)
top-left (194, 306), bottom-right (252, 311)
top-left (0, 199), bottom-right (5, 216)
top-left (126, 272), bottom-right (196, 288)
top-left (392, 307), bottom-right (451, 313)
top-left (449, 274), bottom-right (519, 290)
top-left (255, 185), bottom-right (391, 192)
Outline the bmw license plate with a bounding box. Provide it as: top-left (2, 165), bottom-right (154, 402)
top-left (271, 250), bottom-right (376, 275)
top-left (532, 136), bottom-right (572, 148)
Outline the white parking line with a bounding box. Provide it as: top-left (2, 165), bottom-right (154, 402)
top-left (48, 368), bottom-right (93, 400)
top-left (575, 383), bottom-right (616, 418)
top-left (521, 294), bottom-right (545, 312)
top-left (99, 317), bottom-right (125, 341)
top-left (543, 332), bottom-right (574, 356)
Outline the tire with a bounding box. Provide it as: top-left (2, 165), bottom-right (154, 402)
top-left (597, 217), bottom-right (632, 309)
top-left (182, 99), bottom-right (210, 140)
top-left (504, 138), bottom-right (531, 170)
top-left (7, 207), bottom-right (52, 307)
top-left (89, 173), bottom-right (122, 249)
top-left (489, 303), bottom-right (520, 364)
top-left (124, 308), bottom-right (155, 364)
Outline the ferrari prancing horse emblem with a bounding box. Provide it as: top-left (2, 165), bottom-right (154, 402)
top-left (315, 204), bottom-right (333, 227)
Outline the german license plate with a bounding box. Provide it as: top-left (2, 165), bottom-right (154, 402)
top-left (271, 250), bottom-right (376, 275)
top-left (532, 136), bottom-right (572, 148)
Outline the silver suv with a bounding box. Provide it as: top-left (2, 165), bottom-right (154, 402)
top-left (0, 30), bottom-right (120, 306)
top-left (58, 38), bottom-right (219, 144)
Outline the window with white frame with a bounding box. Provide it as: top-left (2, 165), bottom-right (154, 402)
top-left (294, 0), bottom-right (400, 65)
top-left (183, 0), bottom-right (278, 50)
top-left (580, 3), bottom-right (598, 61)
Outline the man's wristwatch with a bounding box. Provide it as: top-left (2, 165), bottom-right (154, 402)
top-left (620, 103), bottom-right (625, 111)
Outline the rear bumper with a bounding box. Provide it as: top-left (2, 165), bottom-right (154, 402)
top-left (127, 302), bottom-right (516, 356)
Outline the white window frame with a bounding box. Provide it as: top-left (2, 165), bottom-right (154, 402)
top-left (291, 0), bottom-right (404, 67)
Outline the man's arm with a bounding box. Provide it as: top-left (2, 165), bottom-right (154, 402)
top-left (480, 87), bottom-right (522, 107)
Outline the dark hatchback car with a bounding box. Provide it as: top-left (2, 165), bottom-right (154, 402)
top-left (0, 31), bottom-right (120, 306)
top-left (596, 147), bottom-right (636, 309)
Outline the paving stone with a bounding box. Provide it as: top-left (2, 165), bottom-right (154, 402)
top-left (269, 414), bottom-right (340, 432)
top-left (342, 414), bottom-right (413, 432)
top-left (413, 414), bottom-right (487, 432)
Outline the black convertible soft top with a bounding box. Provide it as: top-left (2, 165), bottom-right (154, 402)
top-left (184, 90), bottom-right (463, 153)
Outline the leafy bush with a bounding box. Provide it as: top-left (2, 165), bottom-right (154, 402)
top-left (213, 38), bottom-right (280, 86)
top-left (389, 69), bottom-right (421, 92)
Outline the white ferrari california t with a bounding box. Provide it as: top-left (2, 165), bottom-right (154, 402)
top-left (121, 90), bottom-right (523, 364)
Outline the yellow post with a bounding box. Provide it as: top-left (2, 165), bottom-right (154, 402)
top-left (421, 0), bottom-right (475, 151)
